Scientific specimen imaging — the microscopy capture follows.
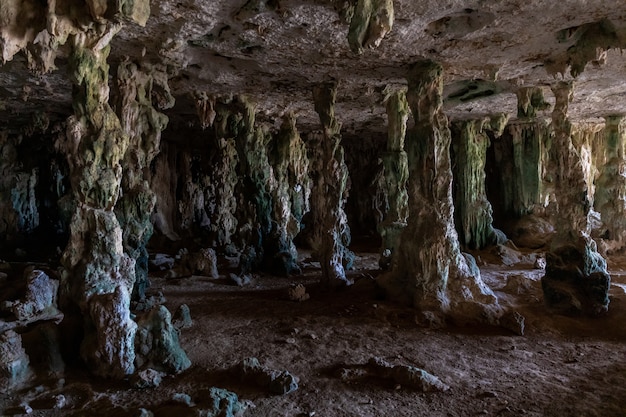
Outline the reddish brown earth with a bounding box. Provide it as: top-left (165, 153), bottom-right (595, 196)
top-left (2, 246), bottom-right (626, 417)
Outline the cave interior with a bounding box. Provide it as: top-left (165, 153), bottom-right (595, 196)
top-left (1, 1), bottom-right (626, 416)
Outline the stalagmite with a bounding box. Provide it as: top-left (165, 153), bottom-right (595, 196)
top-left (58, 26), bottom-right (138, 378)
top-left (267, 113), bottom-right (310, 275)
top-left (114, 60), bottom-right (174, 300)
top-left (378, 89), bottom-right (409, 269)
top-left (541, 81), bottom-right (610, 316)
top-left (312, 81), bottom-right (354, 287)
top-left (594, 115), bottom-right (626, 252)
top-left (451, 115), bottom-right (507, 249)
top-left (378, 60), bottom-right (502, 325)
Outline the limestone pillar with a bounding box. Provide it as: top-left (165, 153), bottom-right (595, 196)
top-left (378, 60), bottom-right (501, 324)
top-left (58, 28), bottom-right (137, 378)
top-left (451, 116), bottom-right (507, 249)
top-left (311, 81), bottom-right (355, 287)
top-left (542, 81), bottom-right (610, 315)
top-left (115, 60), bottom-right (174, 300)
top-left (267, 113), bottom-right (311, 275)
top-left (594, 115), bottom-right (626, 250)
top-left (378, 90), bottom-right (409, 269)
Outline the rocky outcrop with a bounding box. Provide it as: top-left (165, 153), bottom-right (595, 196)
top-left (311, 81), bottom-right (355, 287)
top-left (541, 82), bottom-right (610, 316)
top-left (378, 89), bottom-right (409, 269)
top-left (378, 60), bottom-right (502, 325)
top-left (451, 115), bottom-right (508, 249)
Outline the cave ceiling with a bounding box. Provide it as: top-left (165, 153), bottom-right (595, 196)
top-left (2, 0), bottom-right (626, 135)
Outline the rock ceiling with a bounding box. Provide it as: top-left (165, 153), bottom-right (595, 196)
top-left (2, 0), bottom-right (626, 135)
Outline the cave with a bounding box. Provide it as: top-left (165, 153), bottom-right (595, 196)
top-left (1, 1), bottom-right (626, 416)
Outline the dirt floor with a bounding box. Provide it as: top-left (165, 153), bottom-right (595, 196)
top-left (2, 244), bottom-right (626, 417)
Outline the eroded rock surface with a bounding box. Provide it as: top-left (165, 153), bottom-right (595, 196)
top-left (378, 60), bottom-right (502, 325)
top-left (542, 82), bottom-right (611, 316)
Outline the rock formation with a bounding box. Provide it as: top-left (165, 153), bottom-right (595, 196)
top-left (378, 60), bottom-right (502, 325)
top-left (451, 114), bottom-right (507, 249)
top-left (311, 81), bottom-right (355, 287)
top-left (541, 81), bottom-right (611, 316)
top-left (594, 115), bottom-right (626, 252)
top-left (378, 89), bottom-right (409, 269)
top-left (267, 113), bottom-right (311, 275)
top-left (114, 60), bottom-right (174, 300)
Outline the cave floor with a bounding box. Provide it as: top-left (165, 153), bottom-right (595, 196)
top-left (3, 246), bottom-right (626, 417)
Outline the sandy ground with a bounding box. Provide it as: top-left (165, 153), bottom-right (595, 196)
top-left (2, 245), bottom-right (626, 417)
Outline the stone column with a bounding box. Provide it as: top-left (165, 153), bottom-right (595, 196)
top-left (58, 28), bottom-right (137, 378)
top-left (541, 81), bottom-right (610, 316)
top-left (594, 115), bottom-right (626, 251)
top-left (378, 60), bottom-right (501, 324)
top-left (378, 90), bottom-right (409, 269)
top-left (267, 113), bottom-right (311, 275)
top-left (312, 81), bottom-right (355, 287)
top-left (451, 115), bottom-right (507, 249)
top-left (115, 60), bottom-right (174, 300)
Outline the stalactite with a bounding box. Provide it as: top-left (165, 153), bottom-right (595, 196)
top-left (541, 81), bottom-right (610, 316)
top-left (377, 60), bottom-right (502, 325)
top-left (311, 81), bottom-right (355, 287)
top-left (451, 115), bottom-right (508, 249)
top-left (491, 121), bottom-right (550, 221)
top-left (114, 60), bottom-right (174, 300)
top-left (347, 0), bottom-right (394, 54)
top-left (594, 115), bottom-right (626, 252)
top-left (266, 113), bottom-right (311, 275)
top-left (378, 89), bottom-right (409, 269)
top-left (516, 87), bottom-right (550, 119)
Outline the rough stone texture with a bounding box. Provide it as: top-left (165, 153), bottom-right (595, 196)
top-left (378, 60), bottom-right (502, 325)
top-left (267, 113), bottom-right (310, 276)
top-left (197, 387), bottom-right (248, 417)
top-left (172, 304), bottom-right (193, 330)
top-left (11, 269), bottom-right (60, 322)
top-left (81, 286), bottom-right (137, 379)
top-left (451, 115), bottom-right (508, 249)
top-left (594, 115), bottom-right (626, 253)
top-left (507, 214), bottom-right (555, 249)
top-left (347, 0), bottom-right (394, 55)
top-left (135, 305), bottom-right (191, 374)
top-left (489, 120), bottom-right (551, 224)
top-left (57, 28), bottom-right (139, 378)
top-left (516, 87), bottom-right (550, 119)
top-left (542, 81), bottom-right (611, 316)
top-left (236, 357), bottom-right (299, 395)
top-left (367, 357), bottom-right (450, 392)
top-left (378, 89), bottom-right (409, 269)
top-left (0, 330), bottom-right (30, 389)
top-left (114, 60), bottom-right (173, 300)
top-left (311, 81), bottom-right (355, 287)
